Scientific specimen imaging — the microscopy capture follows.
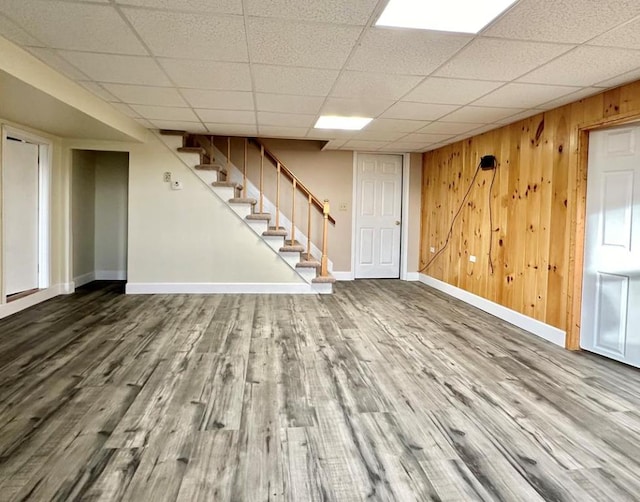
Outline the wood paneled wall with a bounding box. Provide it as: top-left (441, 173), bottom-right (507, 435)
top-left (420, 79), bottom-right (640, 348)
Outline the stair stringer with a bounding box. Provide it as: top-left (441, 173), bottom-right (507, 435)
top-left (154, 131), bottom-right (332, 294)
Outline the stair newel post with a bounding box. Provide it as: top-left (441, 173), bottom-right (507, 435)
top-left (306, 194), bottom-right (312, 260)
top-left (260, 145), bottom-right (265, 214)
top-left (243, 138), bottom-right (248, 198)
top-left (276, 162), bottom-right (281, 230)
top-left (321, 199), bottom-right (330, 277)
top-left (291, 179), bottom-right (297, 245)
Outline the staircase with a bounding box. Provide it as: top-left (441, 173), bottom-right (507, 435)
top-left (158, 130), bottom-right (336, 294)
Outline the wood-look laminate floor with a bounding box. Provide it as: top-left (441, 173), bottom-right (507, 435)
top-left (1, 281), bottom-right (640, 501)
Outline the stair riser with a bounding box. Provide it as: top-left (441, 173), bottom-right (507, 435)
top-left (177, 152), bottom-right (201, 165)
top-left (263, 235), bottom-right (285, 252)
top-left (247, 220), bottom-right (268, 235)
top-left (193, 170), bottom-right (221, 185)
top-left (163, 136), bottom-right (184, 150)
top-left (296, 267), bottom-right (317, 283)
top-left (279, 251), bottom-right (300, 268)
top-left (212, 186), bottom-right (236, 200)
top-left (228, 204), bottom-right (252, 219)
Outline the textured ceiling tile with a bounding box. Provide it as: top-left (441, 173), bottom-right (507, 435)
top-left (350, 129), bottom-right (405, 142)
top-left (347, 28), bottom-right (471, 75)
top-left (306, 129), bottom-right (357, 140)
top-left (150, 119), bottom-right (208, 133)
top-left (247, 18), bottom-right (361, 68)
top-left (115, 0), bottom-right (242, 14)
top-left (590, 17), bottom-right (640, 50)
top-left (323, 139), bottom-right (348, 150)
top-left (365, 118), bottom-right (430, 133)
top-left (321, 97), bottom-right (395, 117)
top-left (0, 13), bottom-right (41, 45)
top-left (418, 122), bottom-right (480, 135)
top-left (196, 109), bottom-right (256, 124)
top-left (484, 0), bottom-right (640, 44)
top-left (381, 102), bottom-right (459, 121)
top-left (158, 59), bottom-right (251, 90)
top-left (255, 94), bottom-right (325, 115)
top-left (206, 123), bottom-right (258, 135)
top-left (472, 83), bottom-right (580, 108)
top-left (123, 9), bottom-right (247, 61)
top-left (130, 104), bottom-right (197, 121)
top-left (404, 78), bottom-right (503, 105)
top-left (0, 0), bottom-right (146, 54)
top-left (78, 81), bottom-right (119, 102)
top-left (440, 106), bottom-right (526, 124)
top-left (435, 38), bottom-right (574, 81)
top-left (331, 71), bottom-right (423, 100)
top-left (401, 132), bottom-right (452, 143)
top-left (181, 89), bottom-right (254, 110)
top-left (595, 67), bottom-right (640, 89)
top-left (383, 141), bottom-right (431, 152)
top-left (133, 117), bottom-right (155, 128)
top-left (109, 102), bottom-right (140, 117)
top-left (102, 83), bottom-right (187, 106)
top-left (518, 46), bottom-right (640, 86)
top-left (26, 47), bottom-right (88, 80)
top-left (59, 52), bottom-right (172, 86)
top-left (258, 126), bottom-right (310, 138)
top-left (344, 140), bottom-right (388, 150)
top-left (245, 0), bottom-right (378, 25)
top-left (253, 65), bottom-right (339, 96)
top-left (257, 112), bottom-right (316, 128)
top-left (494, 109), bottom-right (545, 125)
top-left (535, 87), bottom-right (601, 109)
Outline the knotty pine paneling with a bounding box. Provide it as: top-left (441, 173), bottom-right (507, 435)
top-left (420, 79), bottom-right (640, 346)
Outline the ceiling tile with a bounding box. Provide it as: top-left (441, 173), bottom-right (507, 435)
top-left (400, 133), bottom-right (453, 143)
top-left (350, 129), bottom-right (405, 141)
top-left (245, 0), bottom-right (377, 25)
top-left (253, 65), bottom-right (339, 96)
top-left (159, 59), bottom-right (252, 90)
top-left (590, 17), bottom-right (640, 50)
top-left (255, 94), bottom-right (325, 115)
top-left (102, 84), bottom-right (187, 106)
top-left (321, 97), bottom-right (394, 117)
top-left (440, 106), bottom-right (526, 124)
top-left (123, 8), bottom-right (247, 61)
top-left (196, 109), bottom-right (256, 124)
top-left (109, 102), bottom-right (140, 117)
top-left (344, 140), bottom-right (387, 150)
top-left (150, 119), bottom-right (208, 133)
top-left (382, 141), bottom-right (431, 152)
top-left (518, 46), bottom-right (640, 86)
top-left (483, 0), bottom-right (640, 44)
top-left (0, 13), bottom-right (41, 45)
top-left (205, 123), bottom-right (258, 135)
top-left (494, 109), bottom-right (544, 125)
top-left (472, 83), bottom-right (580, 108)
top-left (595, 67), bottom-right (640, 89)
top-left (78, 81), bottom-right (119, 102)
top-left (536, 87), bottom-right (601, 109)
top-left (25, 47), bottom-right (88, 80)
top-left (331, 71), bottom-right (423, 100)
top-left (434, 38), bottom-right (574, 81)
top-left (0, 0), bottom-right (146, 54)
top-left (115, 0), bottom-right (242, 15)
top-left (323, 139), bottom-right (348, 150)
top-left (365, 118), bottom-right (430, 133)
top-left (403, 78), bottom-right (503, 105)
top-left (133, 117), bottom-right (155, 128)
top-left (418, 122), bottom-right (480, 135)
top-left (348, 28), bottom-right (471, 75)
top-left (381, 102), bottom-right (459, 121)
top-left (130, 105), bottom-right (197, 121)
top-left (306, 129), bottom-right (357, 140)
top-left (257, 112), bottom-right (316, 128)
top-left (258, 126), bottom-right (310, 138)
top-left (181, 89), bottom-right (254, 110)
top-left (247, 17), bottom-right (361, 69)
top-left (59, 52), bottom-right (172, 86)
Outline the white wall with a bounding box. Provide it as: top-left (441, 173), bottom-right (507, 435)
top-left (71, 150), bottom-right (96, 284)
top-left (95, 151), bottom-right (128, 280)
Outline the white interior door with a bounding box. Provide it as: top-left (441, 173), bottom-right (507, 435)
top-left (4, 138), bottom-right (40, 296)
top-left (581, 125), bottom-right (640, 367)
top-left (355, 154), bottom-right (403, 279)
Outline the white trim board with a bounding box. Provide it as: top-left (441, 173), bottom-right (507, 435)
top-left (418, 274), bottom-right (566, 347)
top-left (333, 271), bottom-right (354, 281)
top-left (0, 283), bottom-right (73, 320)
top-left (74, 271), bottom-right (96, 288)
top-left (126, 282), bottom-right (319, 295)
top-left (96, 270), bottom-right (127, 280)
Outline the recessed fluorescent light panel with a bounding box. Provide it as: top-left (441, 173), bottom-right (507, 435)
top-left (314, 116), bottom-right (372, 130)
top-left (376, 0), bottom-right (518, 33)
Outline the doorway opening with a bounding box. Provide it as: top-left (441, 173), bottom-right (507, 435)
top-left (72, 150), bottom-right (129, 289)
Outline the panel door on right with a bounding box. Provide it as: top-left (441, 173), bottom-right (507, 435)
top-left (355, 154), bottom-right (402, 279)
top-left (582, 125), bottom-right (640, 367)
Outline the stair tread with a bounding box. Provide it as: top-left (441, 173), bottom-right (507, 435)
top-left (229, 197), bottom-right (257, 205)
top-left (247, 213), bottom-right (271, 221)
top-left (296, 260), bottom-right (321, 269)
top-left (312, 275), bottom-right (336, 284)
top-left (280, 241), bottom-right (305, 252)
top-left (212, 181), bottom-right (241, 189)
top-left (195, 164), bottom-right (225, 172)
top-left (263, 229), bottom-right (288, 237)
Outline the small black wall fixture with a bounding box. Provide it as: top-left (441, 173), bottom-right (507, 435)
top-left (480, 155), bottom-right (497, 170)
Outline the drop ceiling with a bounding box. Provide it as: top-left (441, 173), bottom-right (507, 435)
top-left (2, 0), bottom-right (640, 151)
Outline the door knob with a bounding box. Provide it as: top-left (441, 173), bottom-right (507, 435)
top-left (395, 220), bottom-right (401, 225)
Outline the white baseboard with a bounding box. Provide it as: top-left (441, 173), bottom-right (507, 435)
top-left (125, 282), bottom-right (319, 295)
top-left (418, 274), bottom-right (566, 347)
top-left (333, 271), bottom-right (354, 281)
top-left (74, 271), bottom-right (95, 288)
top-left (96, 270), bottom-right (127, 280)
top-left (0, 283), bottom-right (72, 320)
top-left (405, 272), bottom-right (420, 281)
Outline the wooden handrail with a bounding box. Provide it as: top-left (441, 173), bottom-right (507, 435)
top-left (249, 138), bottom-right (336, 225)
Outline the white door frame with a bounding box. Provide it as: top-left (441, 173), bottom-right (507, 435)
top-left (1, 125), bottom-right (52, 303)
top-left (350, 152), bottom-right (411, 281)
